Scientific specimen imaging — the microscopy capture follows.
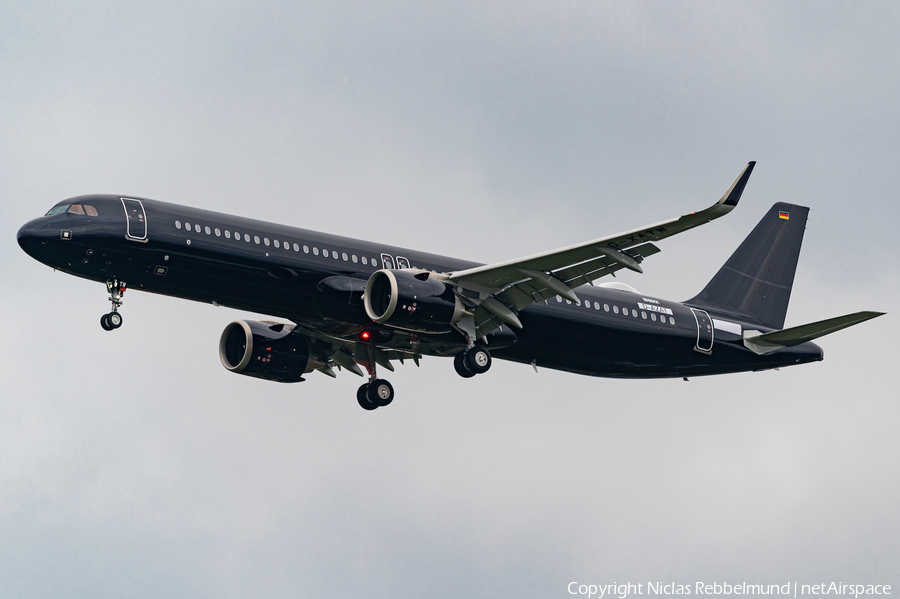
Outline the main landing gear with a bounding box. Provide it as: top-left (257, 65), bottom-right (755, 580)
top-left (356, 342), bottom-right (395, 411)
top-left (356, 379), bottom-right (395, 411)
top-left (100, 279), bottom-right (126, 331)
top-left (454, 346), bottom-right (492, 378)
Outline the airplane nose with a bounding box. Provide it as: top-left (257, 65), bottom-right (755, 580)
top-left (17, 217), bottom-right (53, 259)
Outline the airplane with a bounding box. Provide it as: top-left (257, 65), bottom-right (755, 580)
top-left (17, 162), bottom-right (884, 410)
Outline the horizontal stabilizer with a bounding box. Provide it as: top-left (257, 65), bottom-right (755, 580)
top-left (743, 311), bottom-right (885, 355)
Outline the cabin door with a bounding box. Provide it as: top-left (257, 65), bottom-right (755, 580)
top-left (121, 198), bottom-right (148, 241)
top-left (690, 308), bottom-right (714, 353)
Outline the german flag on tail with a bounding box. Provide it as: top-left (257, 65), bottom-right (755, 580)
top-left (779, 211), bottom-right (790, 220)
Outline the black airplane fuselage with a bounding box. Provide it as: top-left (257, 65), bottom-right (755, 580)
top-left (17, 195), bottom-right (823, 380)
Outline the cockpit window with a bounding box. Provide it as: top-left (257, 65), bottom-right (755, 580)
top-left (66, 204), bottom-right (99, 216)
top-left (46, 203), bottom-right (99, 216)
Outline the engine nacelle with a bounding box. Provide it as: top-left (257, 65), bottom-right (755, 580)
top-left (364, 269), bottom-right (464, 333)
top-left (219, 320), bottom-right (317, 382)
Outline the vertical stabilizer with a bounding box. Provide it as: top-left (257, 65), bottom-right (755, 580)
top-left (686, 203), bottom-right (809, 330)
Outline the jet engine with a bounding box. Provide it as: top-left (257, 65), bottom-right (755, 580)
top-left (219, 320), bottom-right (317, 382)
top-left (364, 269), bottom-right (464, 333)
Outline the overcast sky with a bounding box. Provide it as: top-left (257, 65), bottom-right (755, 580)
top-left (1, 2), bottom-right (898, 598)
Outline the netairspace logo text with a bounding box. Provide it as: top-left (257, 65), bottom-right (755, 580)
top-left (567, 582), bottom-right (892, 599)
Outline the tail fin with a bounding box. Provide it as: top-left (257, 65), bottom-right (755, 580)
top-left (686, 202), bottom-right (809, 329)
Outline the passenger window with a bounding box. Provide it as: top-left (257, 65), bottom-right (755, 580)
top-left (205, 226), bottom-right (211, 235)
top-left (274, 240), bottom-right (280, 248)
top-left (264, 238), bottom-right (270, 246)
top-left (244, 234), bottom-right (250, 242)
top-left (632, 310), bottom-right (638, 318)
top-left (622, 308), bottom-right (629, 316)
top-left (557, 297), bottom-right (562, 303)
top-left (254, 236), bottom-right (260, 244)
top-left (67, 205), bottom-right (85, 215)
top-left (641, 311), bottom-right (647, 319)
top-left (361, 257), bottom-right (367, 265)
top-left (185, 222), bottom-right (191, 230)
top-left (84, 205), bottom-right (98, 217)
top-left (225, 230), bottom-right (231, 238)
top-left (670, 317), bottom-right (676, 325)
top-left (565, 300), bottom-right (571, 305)
top-left (313, 247), bottom-right (319, 255)
top-left (604, 304), bottom-right (609, 311)
top-left (323, 249), bottom-right (329, 258)
top-left (651, 313), bottom-right (657, 321)
top-left (342, 252), bottom-right (348, 261)
top-left (333, 252), bottom-right (339, 260)
top-left (195, 224), bottom-right (201, 233)
top-left (594, 303), bottom-right (600, 311)
top-left (352, 255), bottom-right (358, 263)
top-left (176, 221), bottom-right (182, 229)
top-left (302, 245), bottom-right (308, 253)
top-left (215, 228), bottom-right (221, 236)
top-left (613, 306), bottom-right (619, 314)
top-left (585, 301), bottom-right (591, 309)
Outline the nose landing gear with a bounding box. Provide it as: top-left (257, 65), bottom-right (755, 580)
top-left (100, 279), bottom-right (126, 331)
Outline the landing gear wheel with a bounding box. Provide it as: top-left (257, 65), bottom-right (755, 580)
top-left (357, 384), bottom-right (378, 411)
top-left (100, 314), bottom-right (113, 331)
top-left (367, 379), bottom-right (394, 407)
top-left (454, 352), bottom-right (476, 378)
top-left (108, 312), bottom-right (123, 329)
top-left (464, 346), bottom-right (492, 374)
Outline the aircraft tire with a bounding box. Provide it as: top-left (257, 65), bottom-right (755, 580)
top-left (357, 384), bottom-right (378, 410)
top-left (367, 379), bottom-right (394, 407)
top-left (454, 352), bottom-right (476, 378)
top-left (465, 346), bottom-right (492, 374)
top-left (108, 312), bottom-right (123, 329)
top-left (100, 314), bottom-right (113, 331)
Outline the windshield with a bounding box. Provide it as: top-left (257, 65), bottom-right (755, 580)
top-left (45, 203), bottom-right (99, 217)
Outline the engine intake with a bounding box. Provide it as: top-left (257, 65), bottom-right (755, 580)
top-left (219, 320), bottom-right (316, 382)
top-left (364, 269), bottom-right (464, 333)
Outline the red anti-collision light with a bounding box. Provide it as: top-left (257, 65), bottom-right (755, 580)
top-left (360, 331), bottom-right (370, 340)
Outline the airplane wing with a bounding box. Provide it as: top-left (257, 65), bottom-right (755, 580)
top-left (288, 321), bottom-right (423, 379)
top-left (446, 162), bottom-right (756, 338)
